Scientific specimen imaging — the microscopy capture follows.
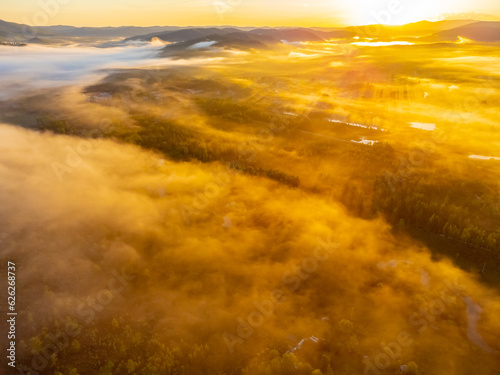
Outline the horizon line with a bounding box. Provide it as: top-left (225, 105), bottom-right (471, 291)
top-left (0, 17), bottom-right (487, 30)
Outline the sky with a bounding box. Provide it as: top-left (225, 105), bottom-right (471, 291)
top-left (2, 0), bottom-right (500, 27)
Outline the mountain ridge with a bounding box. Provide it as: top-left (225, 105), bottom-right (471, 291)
top-left (1, 18), bottom-right (499, 45)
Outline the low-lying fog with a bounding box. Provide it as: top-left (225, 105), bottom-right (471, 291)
top-left (0, 43), bottom-right (225, 100)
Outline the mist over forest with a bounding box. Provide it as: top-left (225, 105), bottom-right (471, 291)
top-left (0, 14), bottom-right (500, 375)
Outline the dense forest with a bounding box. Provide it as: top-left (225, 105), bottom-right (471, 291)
top-left (36, 103), bottom-right (500, 257)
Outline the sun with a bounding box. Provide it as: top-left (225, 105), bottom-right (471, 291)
top-left (342, 0), bottom-right (455, 25)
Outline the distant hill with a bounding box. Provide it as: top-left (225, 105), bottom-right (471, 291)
top-left (312, 29), bottom-right (356, 39)
top-left (27, 37), bottom-right (44, 44)
top-left (157, 28), bottom-right (336, 56)
top-left (145, 28), bottom-right (328, 53)
top-left (124, 28), bottom-right (241, 43)
top-left (37, 25), bottom-right (182, 38)
top-left (431, 21), bottom-right (500, 42)
top-left (248, 28), bottom-right (325, 42)
top-left (127, 22), bottom-right (484, 46)
top-left (160, 32), bottom-right (279, 54)
top-left (0, 19), bottom-right (185, 42)
top-left (0, 19), bottom-right (26, 38)
top-left (0, 19), bottom-right (54, 42)
top-left (347, 19), bottom-right (477, 38)
top-left (2, 18), bottom-right (498, 46)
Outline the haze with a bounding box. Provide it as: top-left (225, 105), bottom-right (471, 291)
top-left (2, 0), bottom-right (500, 27)
top-left (1, 4), bottom-right (500, 375)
